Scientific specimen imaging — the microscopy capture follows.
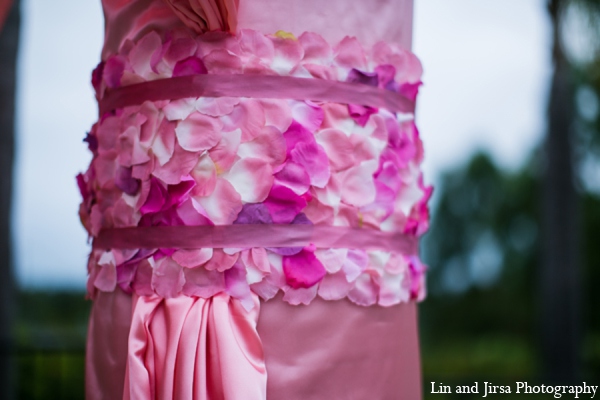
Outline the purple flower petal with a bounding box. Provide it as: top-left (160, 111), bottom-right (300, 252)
top-left (234, 203), bottom-right (273, 224)
top-left (347, 68), bottom-right (378, 87)
top-left (264, 185), bottom-right (307, 224)
top-left (115, 166), bottom-right (141, 195)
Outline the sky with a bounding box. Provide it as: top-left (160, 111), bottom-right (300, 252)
top-left (12, 0), bottom-right (552, 289)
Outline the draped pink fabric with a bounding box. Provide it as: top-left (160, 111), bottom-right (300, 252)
top-left (123, 292), bottom-right (266, 399)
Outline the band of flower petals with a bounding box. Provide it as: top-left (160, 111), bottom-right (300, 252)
top-left (79, 27), bottom-right (432, 310)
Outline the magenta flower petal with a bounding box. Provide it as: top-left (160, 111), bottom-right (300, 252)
top-left (282, 121), bottom-right (313, 154)
top-left (283, 246), bottom-right (326, 289)
top-left (264, 185), bottom-right (308, 224)
top-left (140, 177), bottom-right (167, 215)
top-left (165, 176), bottom-right (196, 208)
top-left (375, 64), bottom-right (396, 89)
top-left (103, 56), bottom-right (125, 88)
top-left (348, 104), bottom-right (377, 127)
top-left (172, 56), bottom-right (208, 77)
top-left (273, 161), bottom-right (311, 195)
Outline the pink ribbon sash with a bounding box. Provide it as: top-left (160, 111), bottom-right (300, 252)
top-left (99, 74), bottom-right (415, 115)
top-left (93, 225), bottom-right (419, 255)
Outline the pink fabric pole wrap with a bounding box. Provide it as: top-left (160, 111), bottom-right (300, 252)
top-left (98, 74), bottom-right (415, 115)
top-left (93, 225), bottom-right (419, 255)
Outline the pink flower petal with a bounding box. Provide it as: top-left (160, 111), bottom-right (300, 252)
top-left (195, 97), bottom-right (239, 117)
top-left (270, 36), bottom-right (304, 74)
top-left (378, 271), bottom-right (406, 306)
top-left (190, 153), bottom-right (217, 197)
top-left (317, 270), bottom-right (353, 301)
top-left (348, 272), bottom-right (378, 306)
top-left (224, 262), bottom-right (255, 311)
top-left (290, 140), bottom-right (331, 188)
top-left (182, 266), bottom-right (225, 298)
top-left (176, 198), bottom-right (213, 226)
top-left (164, 98), bottom-right (196, 121)
top-left (129, 31), bottom-right (162, 78)
top-left (209, 128), bottom-right (241, 173)
top-left (283, 245), bottom-right (326, 289)
top-left (152, 141), bottom-right (198, 183)
top-left (334, 36), bottom-right (367, 70)
top-left (204, 249), bottom-right (239, 272)
top-left (291, 101), bottom-right (324, 132)
top-left (342, 249), bottom-right (369, 282)
top-left (203, 49), bottom-right (243, 74)
top-left (299, 32), bottom-right (332, 63)
top-left (172, 248), bottom-right (213, 268)
top-left (258, 99), bottom-right (292, 132)
top-left (175, 112), bottom-right (222, 152)
top-left (316, 128), bottom-right (356, 171)
top-left (274, 161), bottom-right (311, 195)
top-left (237, 126), bottom-right (286, 167)
top-left (340, 160), bottom-right (377, 207)
top-left (282, 285), bottom-right (318, 305)
top-left (222, 99), bottom-right (266, 141)
top-left (315, 248), bottom-right (348, 274)
top-left (151, 257), bottom-right (185, 298)
top-left (152, 119), bottom-right (176, 166)
top-left (94, 252), bottom-right (117, 291)
top-left (224, 157), bottom-right (274, 203)
top-left (239, 29), bottom-right (275, 62)
top-left (132, 258), bottom-right (155, 296)
top-left (264, 185), bottom-right (308, 223)
top-left (194, 178), bottom-right (243, 224)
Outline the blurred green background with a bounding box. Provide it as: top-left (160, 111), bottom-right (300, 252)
top-left (2, 0), bottom-right (600, 398)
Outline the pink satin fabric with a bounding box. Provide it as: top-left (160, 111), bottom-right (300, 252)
top-left (93, 225), bottom-right (419, 255)
top-left (86, 290), bottom-right (422, 399)
top-left (99, 74), bottom-right (416, 116)
top-left (258, 293), bottom-right (423, 399)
